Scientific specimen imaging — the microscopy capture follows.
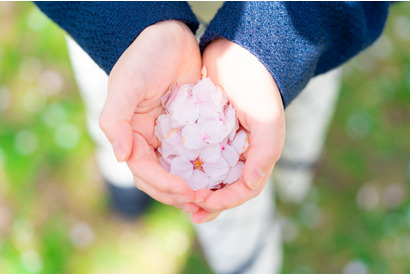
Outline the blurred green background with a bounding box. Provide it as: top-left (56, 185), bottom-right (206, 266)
top-left (0, 2), bottom-right (409, 274)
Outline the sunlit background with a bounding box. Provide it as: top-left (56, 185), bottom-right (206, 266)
top-left (0, 2), bottom-right (409, 273)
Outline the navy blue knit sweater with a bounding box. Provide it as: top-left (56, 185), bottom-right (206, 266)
top-left (35, 1), bottom-right (390, 108)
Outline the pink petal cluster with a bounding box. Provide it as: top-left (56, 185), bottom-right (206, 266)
top-left (155, 77), bottom-right (249, 191)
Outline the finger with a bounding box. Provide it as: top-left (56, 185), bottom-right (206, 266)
top-left (130, 112), bottom-right (162, 149)
top-left (181, 203), bottom-right (200, 214)
top-left (193, 189), bottom-right (214, 205)
top-left (242, 117), bottom-right (284, 190)
top-left (191, 208), bottom-right (222, 224)
top-left (201, 169), bottom-right (272, 212)
top-left (127, 132), bottom-right (194, 196)
top-left (133, 176), bottom-right (193, 207)
top-left (100, 67), bottom-right (148, 162)
top-left (192, 189), bottom-right (215, 211)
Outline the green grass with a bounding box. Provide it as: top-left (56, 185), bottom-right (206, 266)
top-left (279, 3), bottom-right (410, 273)
top-left (0, 2), bottom-right (409, 274)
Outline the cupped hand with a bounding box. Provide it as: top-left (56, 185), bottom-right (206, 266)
top-left (191, 38), bottom-right (286, 223)
top-left (99, 20), bottom-right (202, 210)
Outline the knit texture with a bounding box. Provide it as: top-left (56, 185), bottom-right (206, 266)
top-left (199, 2), bottom-right (390, 108)
top-left (35, 1), bottom-right (199, 75)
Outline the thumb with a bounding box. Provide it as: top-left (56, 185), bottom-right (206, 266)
top-left (242, 121), bottom-right (284, 190)
top-left (99, 79), bottom-right (142, 162)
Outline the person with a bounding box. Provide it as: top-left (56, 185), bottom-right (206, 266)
top-left (35, 2), bottom-right (391, 273)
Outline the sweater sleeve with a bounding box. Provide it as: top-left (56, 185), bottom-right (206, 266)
top-left (35, 1), bottom-right (199, 75)
top-left (199, 2), bottom-right (390, 108)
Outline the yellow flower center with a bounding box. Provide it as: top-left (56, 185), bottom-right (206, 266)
top-left (191, 157), bottom-right (204, 172)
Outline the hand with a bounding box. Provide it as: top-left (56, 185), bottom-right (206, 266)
top-left (99, 20), bottom-right (202, 210)
top-left (191, 38), bottom-right (286, 223)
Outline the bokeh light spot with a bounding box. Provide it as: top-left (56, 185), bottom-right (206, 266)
top-left (164, 230), bottom-right (189, 257)
top-left (356, 183), bottom-right (380, 211)
top-left (14, 130), bottom-right (38, 155)
top-left (20, 249), bottom-right (43, 273)
top-left (54, 123), bottom-right (80, 150)
top-left (345, 111), bottom-right (372, 140)
top-left (343, 259), bottom-right (368, 274)
top-left (382, 183), bottom-right (405, 210)
top-left (69, 221), bottom-right (94, 249)
top-left (22, 89), bottom-right (45, 114)
top-left (394, 16), bottom-right (410, 41)
top-left (26, 7), bottom-right (48, 31)
top-left (38, 70), bottom-right (64, 96)
top-left (0, 87), bottom-right (11, 112)
top-left (42, 103), bottom-right (68, 128)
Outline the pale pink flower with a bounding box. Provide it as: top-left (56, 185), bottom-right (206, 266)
top-left (155, 76), bottom-right (248, 190)
top-left (169, 144), bottom-right (230, 190)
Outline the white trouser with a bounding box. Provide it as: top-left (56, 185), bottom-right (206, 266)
top-left (274, 69), bottom-right (341, 203)
top-left (67, 32), bottom-right (340, 273)
top-left (66, 38), bottom-right (134, 187)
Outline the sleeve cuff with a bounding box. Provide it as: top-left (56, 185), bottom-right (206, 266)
top-left (36, 1), bottom-right (199, 74)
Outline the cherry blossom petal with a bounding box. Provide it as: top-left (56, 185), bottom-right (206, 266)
top-left (181, 124), bottom-right (206, 150)
top-left (212, 86), bottom-right (228, 111)
top-left (223, 160), bottom-right (244, 184)
top-left (221, 144), bottom-right (239, 167)
top-left (200, 143), bottom-right (221, 163)
top-left (199, 100), bottom-right (219, 118)
top-left (221, 136), bottom-right (229, 147)
top-left (186, 170), bottom-right (209, 191)
top-left (167, 84), bottom-right (192, 112)
top-left (206, 178), bottom-right (222, 190)
top-left (228, 127), bottom-right (237, 141)
top-left (192, 77), bottom-right (216, 101)
top-left (158, 145), bottom-right (176, 160)
top-left (217, 110), bottom-right (226, 122)
top-left (163, 128), bottom-right (181, 146)
top-left (224, 104), bottom-right (238, 137)
top-left (159, 129), bottom-right (181, 158)
top-left (177, 145), bottom-right (199, 161)
top-left (161, 83), bottom-right (177, 109)
top-left (193, 78), bottom-right (221, 118)
top-left (154, 114), bottom-right (172, 141)
top-left (203, 157), bottom-right (229, 182)
top-left (170, 157), bottom-right (193, 180)
top-left (197, 115), bottom-right (214, 127)
top-left (230, 129), bottom-right (248, 155)
top-left (171, 99), bottom-right (199, 125)
top-left (201, 120), bottom-right (228, 144)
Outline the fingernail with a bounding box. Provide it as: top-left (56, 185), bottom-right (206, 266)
top-left (112, 142), bottom-right (125, 162)
top-left (247, 168), bottom-right (265, 190)
top-left (182, 205), bottom-right (191, 214)
top-left (182, 204), bottom-right (198, 214)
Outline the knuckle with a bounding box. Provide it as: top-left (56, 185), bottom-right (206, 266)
top-left (161, 197), bottom-right (175, 206)
top-left (155, 181), bottom-right (175, 194)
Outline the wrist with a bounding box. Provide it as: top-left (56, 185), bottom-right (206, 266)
top-left (203, 38), bottom-right (284, 114)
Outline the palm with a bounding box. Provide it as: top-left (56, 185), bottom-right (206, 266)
top-left (190, 38), bottom-right (285, 223)
top-left (99, 20), bottom-right (202, 209)
top-left (111, 20), bottom-right (202, 149)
